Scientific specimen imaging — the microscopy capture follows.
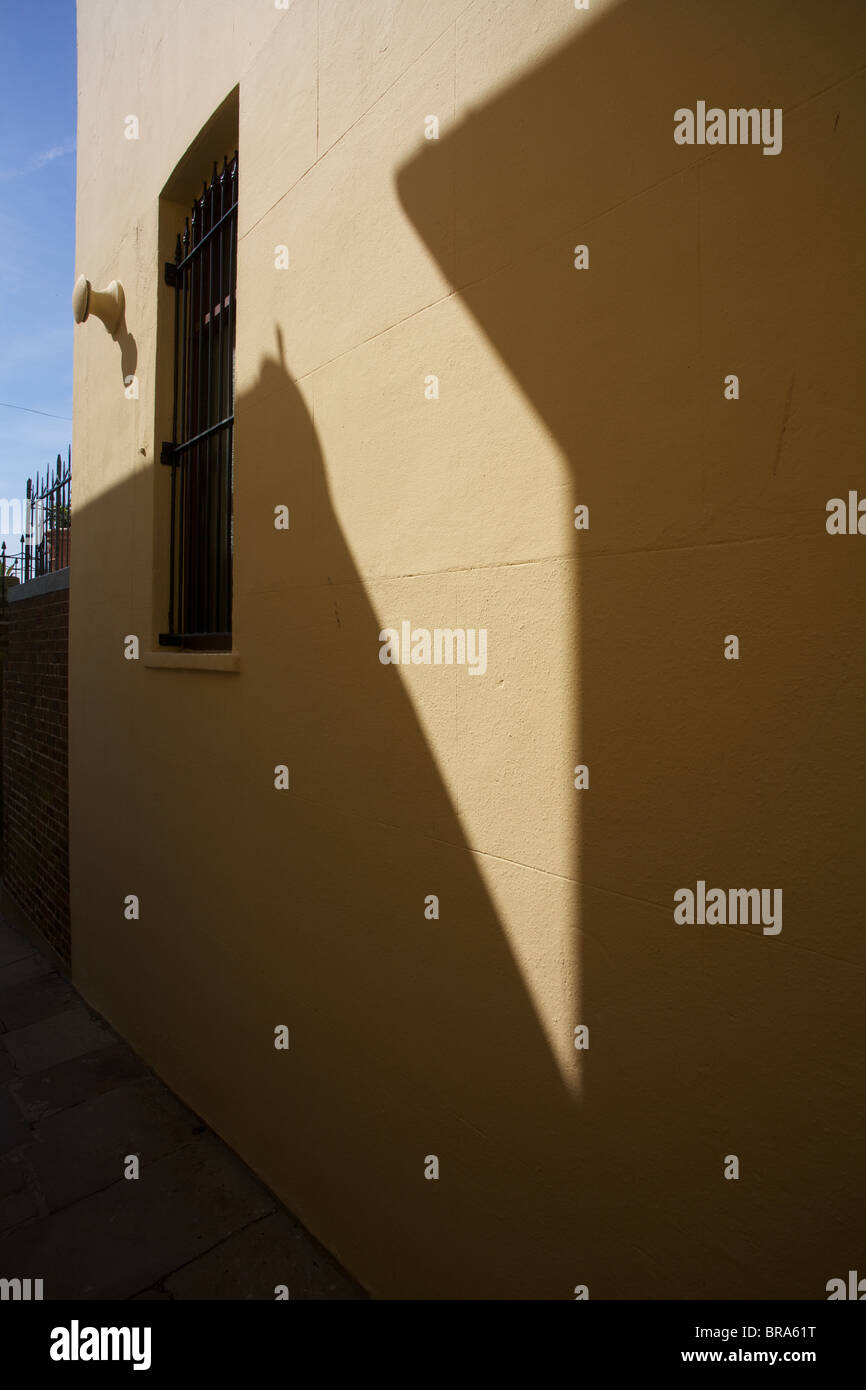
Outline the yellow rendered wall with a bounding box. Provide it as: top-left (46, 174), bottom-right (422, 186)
top-left (70, 0), bottom-right (866, 1298)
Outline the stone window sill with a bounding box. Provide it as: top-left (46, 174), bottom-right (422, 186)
top-left (142, 651), bottom-right (240, 673)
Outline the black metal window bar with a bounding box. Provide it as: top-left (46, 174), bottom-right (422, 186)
top-left (160, 152), bottom-right (238, 650)
top-left (0, 448), bottom-right (71, 603)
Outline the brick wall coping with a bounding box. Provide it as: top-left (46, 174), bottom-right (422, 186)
top-left (6, 568), bottom-right (70, 602)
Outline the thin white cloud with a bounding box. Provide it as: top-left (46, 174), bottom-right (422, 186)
top-left (0, 141), bottom-right (75, 182)
top-left (31, 143), bottom-right (75, 170)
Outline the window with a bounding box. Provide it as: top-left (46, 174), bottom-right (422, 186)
top-left (159, 151), bottom-right (238, 650)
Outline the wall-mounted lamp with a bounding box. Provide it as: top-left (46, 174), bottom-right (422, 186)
top-left (72, 275), bottom-right (125, 335)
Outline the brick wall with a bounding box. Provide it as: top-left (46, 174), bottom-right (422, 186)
top-left (0, 578), bottom-right (70, 964)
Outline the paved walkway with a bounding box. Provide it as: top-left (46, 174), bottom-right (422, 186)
top-left (0, 915), bottom-right (365, 1300)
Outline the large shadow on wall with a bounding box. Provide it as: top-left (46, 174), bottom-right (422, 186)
top-left (67, 340), bottom-right (587, 1301)
top-left (392, 0), bottom-right (866, 1298)
top-left (233, 335), bottom-right (589, 1298)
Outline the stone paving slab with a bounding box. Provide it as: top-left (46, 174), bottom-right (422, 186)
top-left (0, 971), bottom-right (74, 1031)
top-left (0, 914), bottom-right (365, 1300)
top-left (0, 1152), bottom-right (28, 1200)
top-left (0, 953), bottom-right (55, 992)
top-left (0, 1088), bottom-right (30, 1154)
top-left (2, 1002), bottom-right (114, 1076)
top-left (0, 1135), bottom-right (278, 1299)
top-left (28, 1077), bottom-right (203, 1212)
top-left (0, 1184), bottom-right (39, 1235)
top-left (0, 923), bottom-right (36, 970)
top-left (163, 1209), bottom-right (367, 1300)
top-left (10, 1042), bottom-right (147, 1122)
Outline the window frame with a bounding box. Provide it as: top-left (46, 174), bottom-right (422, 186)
top-left (159, 151), bottom-right (238, 652)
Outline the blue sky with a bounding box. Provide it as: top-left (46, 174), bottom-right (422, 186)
top-left (0, 0), bottom-right (76, 553)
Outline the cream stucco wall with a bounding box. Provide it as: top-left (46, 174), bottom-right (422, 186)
top-left (71, 0), bottom-right (866, 1298)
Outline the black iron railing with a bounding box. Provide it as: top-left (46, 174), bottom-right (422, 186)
top-left (1, 448), bottom-right (71, 603)
top-left (159, 152), bottom-right (238, 650)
